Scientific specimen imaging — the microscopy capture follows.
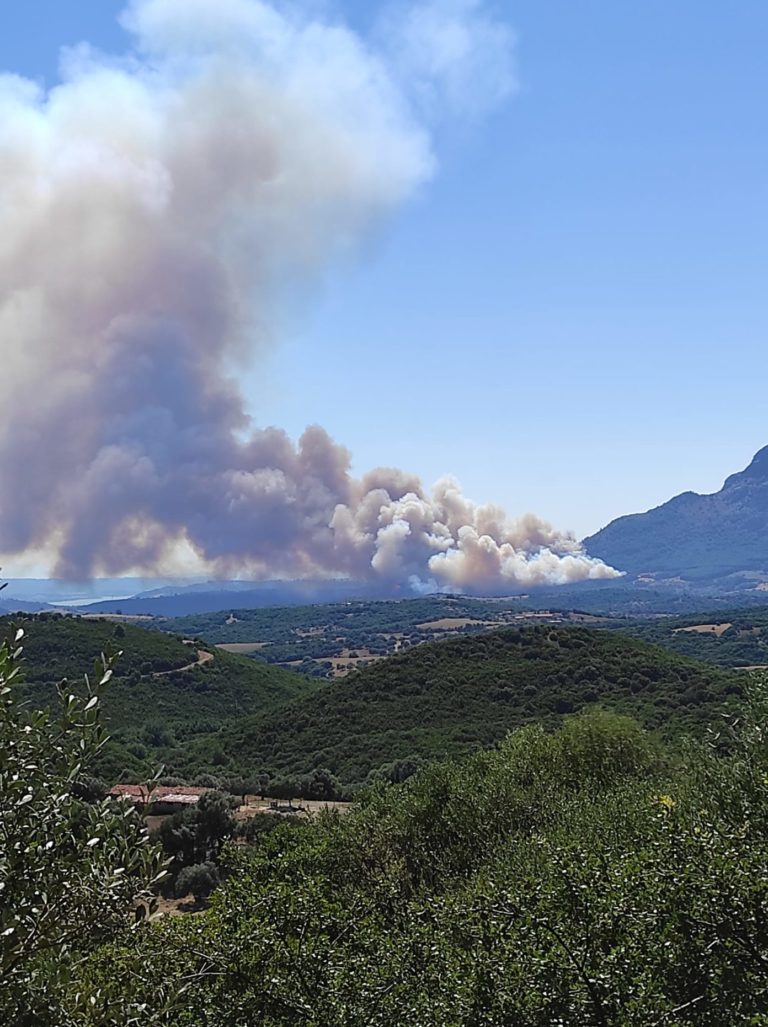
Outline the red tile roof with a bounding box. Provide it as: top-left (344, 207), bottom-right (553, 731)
top-left (110, 784), bottom-right (208, 803)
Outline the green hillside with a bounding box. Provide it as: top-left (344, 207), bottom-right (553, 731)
top-left (3, 614), bottom-right (318, 781)
top-left (162, 596), bottom-right (768, 679)
top-left (11, 615), bottom-right (768, 1024)
top-left (6, 616), bottom-right (744, 790)
top-left (184, 626), bottom-right (740, 786)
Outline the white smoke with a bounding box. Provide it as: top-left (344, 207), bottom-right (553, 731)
top-left (0, 0), bottom-right (620, 590)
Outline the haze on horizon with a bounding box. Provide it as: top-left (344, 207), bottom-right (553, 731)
top-left (0, 1), bottom-right (766, 588)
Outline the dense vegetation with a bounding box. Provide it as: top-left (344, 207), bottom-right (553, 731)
top-left (165, 595), bottom-right (527, 642)
top-left (163, 596), bottom-right (768, 679)
top-left (6, 614), bottom-right (195, 680)
top-left (4, 614), bottom-right (318, 781)
top-left (183, 626), bottom-right (740, 786)
top-left (4, 614), bottom-right (747, 793)
top-left (33, 685), bottom-right (768, 1025)
top-left (163, 595), bottom-right (537, 674)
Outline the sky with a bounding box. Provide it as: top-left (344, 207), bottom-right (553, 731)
top-left (1, 1), bottom-right (766, 542)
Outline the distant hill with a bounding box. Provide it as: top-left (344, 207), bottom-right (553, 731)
top-left (0, 598), bottom-right (52, 614)
top-left (180, 627), bottom-right (740, 786)
top-left (4, 614), bottom-right (317, 781)
top-left (162, 595), bottom-right (591, 677)
top-left (76, 579), bottom-right (405, 616)
top-left (612, 606), bottom-right (768, 668)
top-left (585, 446), bottom-right (768, 581)
top-left (82, 575), bottom-right (768, 624)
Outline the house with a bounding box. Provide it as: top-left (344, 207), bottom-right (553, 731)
top-left (109, 784), bottom-right (208, 811)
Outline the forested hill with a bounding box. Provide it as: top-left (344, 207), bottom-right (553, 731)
top-left (184, 626), bottom-right (740, 786)
top-left (3, 614), bottom-right (317, 781)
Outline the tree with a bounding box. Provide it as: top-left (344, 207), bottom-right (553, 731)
top-left (196, 791), bottom-right (237, 859)
top-left (0, 627), bottom-right (166, 1025)
top-left (175, 862), bottom-right (220, 903)
top-left (304, 767), bottom-right (343, 801)
top-left (70, 775), bottom-right (109, 803)
top-left (158, 810), bottom-right (198, 870)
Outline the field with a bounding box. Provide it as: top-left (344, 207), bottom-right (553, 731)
top-left (674, 622), bottom-right (733, 636)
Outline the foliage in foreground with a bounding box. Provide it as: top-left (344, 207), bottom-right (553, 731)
top-left (69, 689), bottom-right (768, 1026)
top-left (0, 628), bottom-right (166, 1027)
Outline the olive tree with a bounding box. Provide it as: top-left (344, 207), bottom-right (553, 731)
top-left (0, 626), bottom-right (166, 1025)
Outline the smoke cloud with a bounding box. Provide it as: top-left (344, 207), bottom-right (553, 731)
top-left (0, 0), bottom-right (620, 591)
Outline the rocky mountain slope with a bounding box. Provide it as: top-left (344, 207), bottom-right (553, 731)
top-left (585, 446), bottom-right (768, 580)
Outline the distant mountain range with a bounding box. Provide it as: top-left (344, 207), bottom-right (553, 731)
top-left (585, 446), bottom-right (768, 581)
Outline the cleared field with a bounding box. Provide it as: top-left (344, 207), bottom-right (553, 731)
top-left (417, 617), bottom-right (491, 630)
top-left (217, 642), bottom-right (269, 653)
top-left (674, 623), bottom-right (732, 637)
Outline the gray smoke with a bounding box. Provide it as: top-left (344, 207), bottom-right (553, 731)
top-left (0, 0), bottom-right (620, 590)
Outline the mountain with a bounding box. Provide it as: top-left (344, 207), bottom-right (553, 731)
top-left (181, 626), bottom-right (739, 786)
top-left (585, 446), bottom-right (768, 581)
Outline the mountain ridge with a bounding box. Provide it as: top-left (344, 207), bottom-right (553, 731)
top-left (585, 446), bottom-right (768, 580)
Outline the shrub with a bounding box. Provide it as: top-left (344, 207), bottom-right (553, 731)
top-left (175, 862), bottom-right (220, 903)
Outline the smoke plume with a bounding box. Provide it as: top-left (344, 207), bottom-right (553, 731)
top-left (0, 0), bottom-right (620, 591)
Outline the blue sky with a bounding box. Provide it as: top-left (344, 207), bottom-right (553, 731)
top-left (2, 1), bottom-right (766, 539)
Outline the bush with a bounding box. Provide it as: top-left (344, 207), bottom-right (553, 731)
top-left (175, 862), bottom-right (220, 903)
